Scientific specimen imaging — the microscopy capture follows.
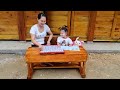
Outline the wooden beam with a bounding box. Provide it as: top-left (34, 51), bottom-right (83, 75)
top-left (17, 11), bottom-right (26, 41)
top-left (111, 11), bottom-right (120, 39)
top-left (70, 11), bottom-right (75, 36)
top-left (67, 11), bottom-right (72, 36)
top-left (87, 11), bottom-right (97, 41)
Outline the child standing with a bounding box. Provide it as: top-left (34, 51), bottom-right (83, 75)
top-left (57, 25), bottom-right (73, 46)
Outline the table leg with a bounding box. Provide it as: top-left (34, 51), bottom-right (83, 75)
top-left (79, 62), bottom-right (86, 78)
top-left (27, 63), bottom-right (33, 79)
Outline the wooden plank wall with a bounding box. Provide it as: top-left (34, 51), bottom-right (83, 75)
top-left (45, 11), bottom-right (71, 35)
top-left (24, 11), bottom-right (43, 40)
top-left (0, 11), bottom-right (120, 41)
top-left (0, 11), bottom-right (19, 40)
top-left (94, 11), bottom-right (115, 41)
top-left (70, 11), bottom-right (90, 41)
top-left (111, 11), bottom-right (120, 40)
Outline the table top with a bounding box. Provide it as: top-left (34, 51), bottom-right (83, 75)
top-left (40, 45), bottom-right (65, 54)
top-left (25, 46), bottom-right (88, 63)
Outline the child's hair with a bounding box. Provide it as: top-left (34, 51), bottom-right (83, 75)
top-left (58, 25), bottom-right (68, 32)
top-left (38, 13), bottom-right (46, 19)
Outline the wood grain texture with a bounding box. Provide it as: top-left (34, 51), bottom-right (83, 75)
top-left (46, 11), bottom-right (71, 35)
top-left (0, 35), bottom-right (19, 40)
top-left (25, 46), bottom-right (88, 63)
top-left (111, 11), bottom-right (120, 39)
top-left (94, 11), bottom-right (115, 40)
top-left (0, 11), bottom-right (120, 41)
top-left (17, 11), bottom-right (26, 40)
top-left (25, 44), bottom-right (88, 79)
top-left (0, 11), bottom-right (19, 40)
top-left (71, 11), bottom-right (89, 40)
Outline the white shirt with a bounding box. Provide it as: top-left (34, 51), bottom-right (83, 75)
top-left (57, 36), bottom-right (73, 46)
top-left (30, 24), bottom-right (51, 45)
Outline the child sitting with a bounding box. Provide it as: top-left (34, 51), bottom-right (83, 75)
top-left (57, 25), bottom-right (73, 64)
top-left (57, 25), bottom-right (73, 46)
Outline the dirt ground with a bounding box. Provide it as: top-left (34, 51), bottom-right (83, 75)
top-left (0, 53), bottom-right (120, 79)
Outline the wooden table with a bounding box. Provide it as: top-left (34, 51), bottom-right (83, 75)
top-left (25, 46), bottom-right (88, 79)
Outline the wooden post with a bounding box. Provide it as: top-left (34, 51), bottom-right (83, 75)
top-left (17, 11), bottom-right (26, 41)
top-left (70, 11), bottom-right (75, 36)
top-left (87, 11), bottom-right (97, 42)
top-left (67, 11), bottom-right (72, 36)
top-left (111, 11), bottom-right (120, 40)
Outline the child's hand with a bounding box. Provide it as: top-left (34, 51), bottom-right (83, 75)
top-left (47, 41), bottom-right (51, 45)
top-left (57, 43), bottom-right (61, 47)
top-left (69, 44), bottom-right (73, 46)
top-left (57, 44), bottom-right (61, 47)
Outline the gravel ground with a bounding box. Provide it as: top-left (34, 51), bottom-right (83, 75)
top-left (0, 53), bottom-right (120, 79)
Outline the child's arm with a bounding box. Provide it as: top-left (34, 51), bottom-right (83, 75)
top-left (57, 37), bottom-right (61, 46)
top-left (69, 44), bottom-right (73, 46)
top-left (68, 38), bottom-right (73, 46)
top-left (57, 42), bottom-right (61, 46)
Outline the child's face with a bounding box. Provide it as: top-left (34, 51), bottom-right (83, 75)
top-left (60, 30), bottom-right (67, 38)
